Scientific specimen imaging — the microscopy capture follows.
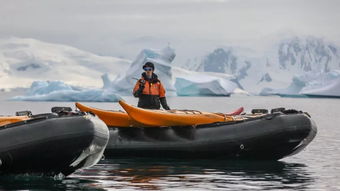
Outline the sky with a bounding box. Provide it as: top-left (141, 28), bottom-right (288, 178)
top-left (1, 0), bottom-right (339, 64)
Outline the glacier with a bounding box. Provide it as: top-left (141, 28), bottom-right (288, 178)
top-left (11, 81), bottom-right (121, 102)
top-left (0, 37), bottom-right (130, 89)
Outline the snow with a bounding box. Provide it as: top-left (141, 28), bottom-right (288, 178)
top-left (11, 81), bottom-right (121, 102)
top-left (0, 37), bottom-right (130, 89)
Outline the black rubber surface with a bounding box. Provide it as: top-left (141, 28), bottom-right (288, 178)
top-left (0, 114), bottom-right (106, 176)
top-left (105, 112), bottom-right (317, 160)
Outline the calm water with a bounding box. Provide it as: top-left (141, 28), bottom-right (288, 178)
top-left (0, 95), bottom-right (339, 190)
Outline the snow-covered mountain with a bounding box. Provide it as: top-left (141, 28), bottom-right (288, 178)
top-left (181, 48), bottom-right (253, 82)
top-left (278, 37), bottom-right (340, 73)
top-left (0, 37), bottom-right (131, 88)
top-left (261, 37), bottom-right (340, 97)
top-left (180, 36), bottom-right (340, 97)
top-left (201, 48), bottom-right (253, 82)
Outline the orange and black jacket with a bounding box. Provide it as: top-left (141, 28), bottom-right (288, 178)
top-left (133, 73), bottom-right (170, 110)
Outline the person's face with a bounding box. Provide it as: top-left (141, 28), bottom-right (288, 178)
top-left (144, 67), bottom-right (153, 76)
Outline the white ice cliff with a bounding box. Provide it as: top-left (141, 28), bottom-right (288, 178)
top-left (173, 68), bottom-right (242, 96)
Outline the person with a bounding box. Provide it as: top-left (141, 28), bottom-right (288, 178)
top-left (133, 62), bottom-right (171, 110)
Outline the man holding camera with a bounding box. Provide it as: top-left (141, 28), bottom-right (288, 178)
top-left (133, 62), bottom-right (171, 110)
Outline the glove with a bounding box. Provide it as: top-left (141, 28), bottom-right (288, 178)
top-left (160, 97), bottom-right (170, 110)
top-left (133, 80), bottom-right (145, 97)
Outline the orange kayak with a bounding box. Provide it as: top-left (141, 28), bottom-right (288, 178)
top-left (75, 102), bottom-right (142, 127)
top-left (119, 100), bottom-right (243, 127)
top-left (0, 116), bottom-right (30, 126)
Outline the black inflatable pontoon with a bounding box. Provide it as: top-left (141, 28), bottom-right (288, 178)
top-left (105, 109), bottom-right (317, 160)
top-left (0, 108), bottom-right (109, 176)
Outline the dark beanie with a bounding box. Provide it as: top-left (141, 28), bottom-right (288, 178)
top-left (142, 62), bottom-right (155, 70)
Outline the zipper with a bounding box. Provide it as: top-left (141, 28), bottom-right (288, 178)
top-left (149, 82), bottom-right (152, 95)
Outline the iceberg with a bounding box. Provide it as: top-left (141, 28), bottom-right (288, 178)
top-left (260, 70), bottom-right (340, 98)
top-left (105, 47), bottom-right (244, 97)
top-left (173, 67), bottom-right (240, 96)
top-left (11, 81), bottom-right (121, 102)
top-left (300, 70), bottom-right (340, 98)
top-left (109, 46), bottom-right (177, 96)
top-left (259, 76), bottom-right (307, 97)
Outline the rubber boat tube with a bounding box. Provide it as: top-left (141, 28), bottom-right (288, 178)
top-left (104, 110), bottom-right (317, 160)
top-left (0, 111), bottom-right (109, 176)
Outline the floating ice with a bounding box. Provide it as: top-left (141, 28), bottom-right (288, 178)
top-left (11, 81), bottom-right (121, 102)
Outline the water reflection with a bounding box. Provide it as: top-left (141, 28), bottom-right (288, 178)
top-left (0, 174), bottom-right (104, 191)
top-left (0, 159), bottom-right (314, 190)
top-left (0, 158), bottom-right (314, 190)
top-left (70, 158), bottom-right (314, 191)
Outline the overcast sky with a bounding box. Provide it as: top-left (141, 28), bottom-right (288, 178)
top-left (1, 0), bottom-right (339, 63)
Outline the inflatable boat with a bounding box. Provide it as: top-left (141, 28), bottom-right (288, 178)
top-left (104, 108), bottom-right (317, 160)
top-left (0, 107), bottom-right (109, 176)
